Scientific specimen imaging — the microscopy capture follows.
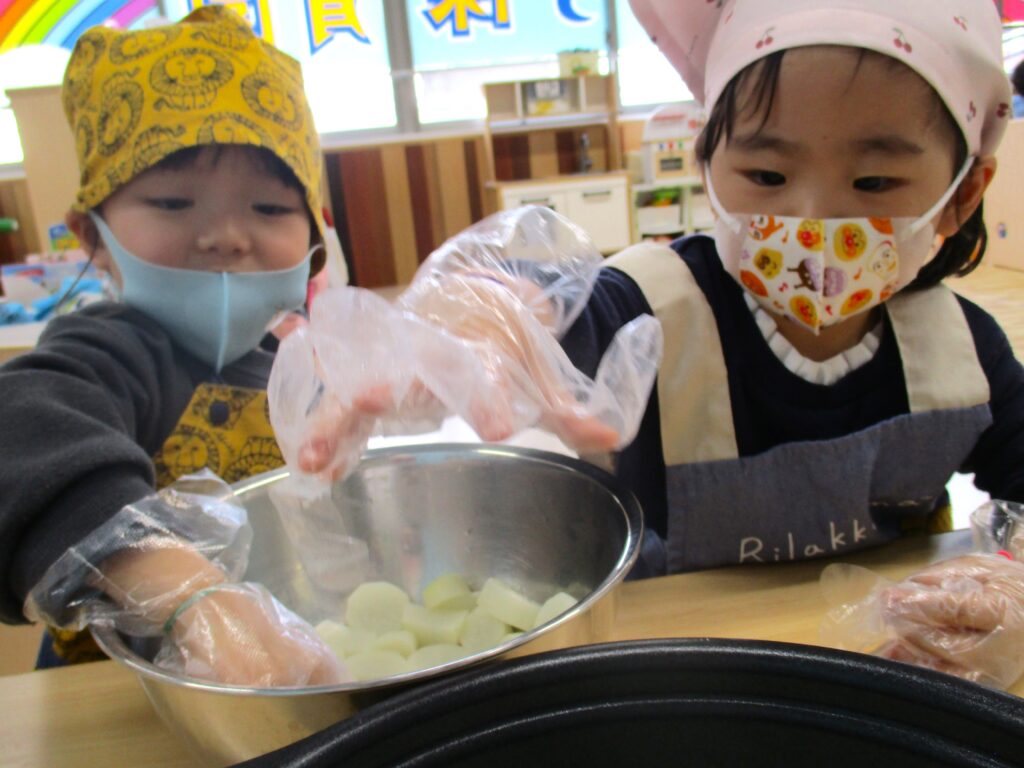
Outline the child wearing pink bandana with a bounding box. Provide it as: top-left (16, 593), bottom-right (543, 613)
top-left (299, 1), bottom-right (1022, 581)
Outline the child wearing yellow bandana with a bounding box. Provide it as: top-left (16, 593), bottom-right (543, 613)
top-left (0, 6), bottom-right (343, 685)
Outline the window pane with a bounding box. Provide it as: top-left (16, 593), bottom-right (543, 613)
top-left (163, 1), bottom-right (396, 133)
top-left (0, 0), bottom-right (161, 167)
top-left (408, 0), bottom-right (608, 124)
top-left (0, 44), bottom-right (74, 165)
top-left (615, 0), bottom-right (693, 108)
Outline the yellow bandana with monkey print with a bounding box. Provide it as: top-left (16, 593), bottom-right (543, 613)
top-left (61, 5), bottom-right (324, 238)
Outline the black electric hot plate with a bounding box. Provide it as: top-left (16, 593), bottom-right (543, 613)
top-left (235, 638), bottom-right (1024, 768)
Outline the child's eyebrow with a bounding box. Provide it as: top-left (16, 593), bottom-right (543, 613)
top-left (729, 132), bottom-right (926, 159)
top-left (851, 136), bottom-right (925, 156)
top-left (729, 133), bottom-right (802, 156)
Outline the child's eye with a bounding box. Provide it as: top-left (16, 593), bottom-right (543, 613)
top-left (145, 197), bottom-right (192, 211)
top-left (253, 203), bottom-right (298, 216)
top-left (744, 170), bottom-right (786, 187)
top-left (853, 177), bottom-right (902, 193)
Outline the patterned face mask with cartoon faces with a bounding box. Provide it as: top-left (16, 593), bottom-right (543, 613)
top-left (705, 159), bottom-right (974, 333)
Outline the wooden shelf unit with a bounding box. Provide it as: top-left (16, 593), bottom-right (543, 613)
top-left (482, 74), bottom-right (622, 183)
top-left (632, 177), bottom-right (714, 243)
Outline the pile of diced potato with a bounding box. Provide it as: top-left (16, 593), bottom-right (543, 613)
top-left (316, 573), bottom-right (578, 682)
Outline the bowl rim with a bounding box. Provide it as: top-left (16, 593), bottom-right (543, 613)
top-left (91, 442), bottom-right (644, 696)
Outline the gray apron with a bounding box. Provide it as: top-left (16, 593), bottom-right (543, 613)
top-left (607, 244), bottom-right (992, 572)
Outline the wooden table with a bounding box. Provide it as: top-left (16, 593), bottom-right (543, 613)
top-left (0, 320), bottom-right (44, 364)
top-left (3, 530), bottom-right (1020, 767)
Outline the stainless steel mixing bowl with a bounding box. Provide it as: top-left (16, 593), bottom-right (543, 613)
top-left (92, 443), bottom-right (642, 766)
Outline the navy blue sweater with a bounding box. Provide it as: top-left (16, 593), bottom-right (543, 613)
top-left (0, 302), bottom-right (274, 624)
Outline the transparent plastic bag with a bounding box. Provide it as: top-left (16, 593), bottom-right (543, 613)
top-left (410, 206), bottom-right (604, 338)
top-left (820, 501), bottom-right (1024, 689)
top-left (267, 474), bottom-right (371, 616)
top-left (24, 470), bottom-right (251, 635)
top-left (24, 471), bottom-right (348, 686)
top-left (268, 206), bottom-right (663, 483)
top-left (155, 581), bottom-right (347, 687)
top-left (970, 499), bottom-right (1024, 559)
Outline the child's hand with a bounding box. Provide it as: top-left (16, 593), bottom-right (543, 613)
top-left (291, 274), bottom-right (621, 481)
top-left (876, 554), bottom-right (1024, 686)
top-left (97, 544), bottom-right (229, 625)
top-left (98, 547), bottom-right (346, 686)
top-left (162, 582), bottom-right (346, 687)
top-left (269, 207), bottom-right (662, 484)
top-left (399, 272), bottom-right (620, 451)
top-left (293, 383), bottom-right (397, 482)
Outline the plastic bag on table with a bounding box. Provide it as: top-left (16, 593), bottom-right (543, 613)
top-left (268, 206), bottom-right (663, 484)
top-left (820, 502), bottom-right (1024, 689)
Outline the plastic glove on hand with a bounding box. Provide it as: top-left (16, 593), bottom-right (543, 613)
top-left (160, 582), bottom-right (347, 687)
top-left (400, 272), bottom-right (621, 452)
top-left (876, 554), bottom-right (1024, 687)
top-left (288, 279), bottom-right (624, 481)
top-left (270, 207), bottom-right (662, 483)
top-left (821, 553), bottom-right (1024, 689)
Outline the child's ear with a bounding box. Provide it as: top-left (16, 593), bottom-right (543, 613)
top-left (936, 156), bottom-right (997, 238)
top-left (65, 210), bottom-right (99, 254)
top-left (65, 209), bottom-right (117, 279)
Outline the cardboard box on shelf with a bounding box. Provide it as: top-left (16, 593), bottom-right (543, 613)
top-left (558, 49), bottom-right (599, 77)
top-left (523, 79), bottom-right (575, 117)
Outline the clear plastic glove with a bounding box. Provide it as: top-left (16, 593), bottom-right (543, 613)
top-left (24, 471), bottom-right (348, 687)
top-left (25, 471), bottom-right (252, 634)
top-left (970, 499), bottom-right (1024, 560)
top-left (269, 206), bottom-right (663, 483)
top-left (821, 553), bottom-right (1024, 689)
top-left (411, 204), bottom-right (604, 337)
top-left (157, 582), bottom-right (347, 687)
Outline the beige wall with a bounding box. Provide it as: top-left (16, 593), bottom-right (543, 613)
top-left (984, 118), bottom-right (1024, 272)
top-left (6, 86), bottom-right (78, 254)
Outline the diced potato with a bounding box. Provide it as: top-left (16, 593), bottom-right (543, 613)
top-left (422, 573), bottom-right (476, 610)
top-left (532, 591), bottom-right (578, 628)
top-left (459, 607), bottom-right (510, 652)
top-left (321, 574), bottom-right (577, 682)
top-left (402, 603), bottom-right (468, 646)
top-left (372, 629), bottom-right (418, 657)
top-left (477, 578), bottom-right (540, 630)
top-left (345, 581), bottom-right (410, 634)
top-left (408, 644), bottom-right (465, 671)
top-left (345, 649), bottom-right (411, 681)
top-left (315, 620), bottom-right (375, 658)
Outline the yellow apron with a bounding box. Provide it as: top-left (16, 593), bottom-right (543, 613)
top-left (49, 382), bottom-right (284, 664)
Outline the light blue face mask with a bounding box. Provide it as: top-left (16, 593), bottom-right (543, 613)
top-left (90, 212), bottom-right (315, 371)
